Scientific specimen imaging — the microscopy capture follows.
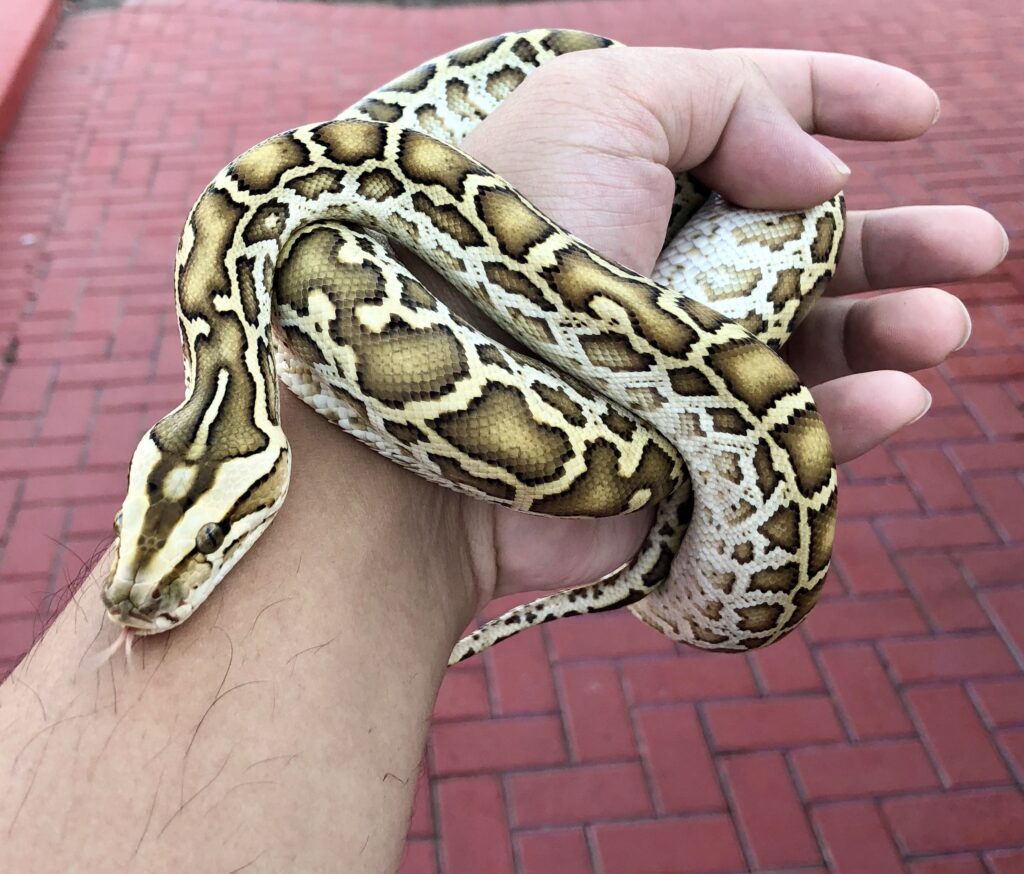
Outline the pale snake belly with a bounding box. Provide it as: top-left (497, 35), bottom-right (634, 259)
top-left (101, 29), bottom-right (842, 665)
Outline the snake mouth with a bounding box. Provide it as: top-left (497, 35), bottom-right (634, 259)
top-left (104, 598), bottom-right (179, 634)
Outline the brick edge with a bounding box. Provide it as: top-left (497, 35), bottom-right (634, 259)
top-left (0, 0), bottom-right (63, 145)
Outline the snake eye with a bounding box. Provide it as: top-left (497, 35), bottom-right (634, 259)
top-left (196, 523), bottom-right (226, 555)
top-left (113, 511), bottom-right (123, 534)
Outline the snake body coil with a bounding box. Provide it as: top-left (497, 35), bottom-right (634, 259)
top-left (102, 30), bottom-right (842, 664)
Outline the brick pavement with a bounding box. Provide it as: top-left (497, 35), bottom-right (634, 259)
top-left (0, 0), bottom-right (1021, 871)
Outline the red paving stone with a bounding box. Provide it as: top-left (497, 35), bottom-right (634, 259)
top-left (0, 1), bottom-right (1022, 872)
top-left (0, 0), bottom-right (61, 142)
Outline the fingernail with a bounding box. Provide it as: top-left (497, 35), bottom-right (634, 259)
top-left (931, 90), bottom-right (942, 125)
top-left (999, 225), bottom-right (1010, 262)
top-left (953, 297), bottom-right (973, 352)
top-left (909, 389), bottom-right (933, 426)
top-left (832, 156), bottom-right (851, 177)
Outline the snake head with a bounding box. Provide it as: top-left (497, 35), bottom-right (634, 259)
top-left (101, 426), bottom-right (291, 635)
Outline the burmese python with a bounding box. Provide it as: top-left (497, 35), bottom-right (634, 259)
top-left (101, 29), bottom-right (842, 664)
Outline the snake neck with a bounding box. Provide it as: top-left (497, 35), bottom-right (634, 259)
top-left (166, 189), bottom-right (284, 461)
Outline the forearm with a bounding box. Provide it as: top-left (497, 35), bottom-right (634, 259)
top-left (0, 392), bottom-right (478, 873)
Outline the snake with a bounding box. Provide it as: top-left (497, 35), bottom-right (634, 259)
top-left (100, 29), bottom-right (842, 665)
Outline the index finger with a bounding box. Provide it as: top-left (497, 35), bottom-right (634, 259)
top-left (726, 48), bottom-right (940, 140)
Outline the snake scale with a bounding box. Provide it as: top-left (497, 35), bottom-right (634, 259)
top-left (101, 30), bottom-right (842, 665)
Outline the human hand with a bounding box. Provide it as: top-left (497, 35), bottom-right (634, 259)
top-left (451, 46), bottom-right (1008, 604)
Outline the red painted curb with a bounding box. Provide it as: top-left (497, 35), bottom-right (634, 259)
top-left (0, 0), bottom-right (62, 144)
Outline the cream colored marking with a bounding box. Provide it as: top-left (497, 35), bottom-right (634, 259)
top-left (162, 466), bottom-right (199, 502)
top-left (188, 368), bottom-right (230, 458)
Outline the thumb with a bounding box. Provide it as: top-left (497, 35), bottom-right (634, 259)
top-left (463, 46), bottom-right (848, 273)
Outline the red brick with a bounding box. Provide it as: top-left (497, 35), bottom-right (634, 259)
top-left (998, 727), bottom-right (1024, 779)
top-left (0, 441), bottom-right (81, 475)
top-left (508, 763), bottom-right (652, 827)
top-left (397, 840), bottom-right (436, 874)
top-left (721, 752), bottom-right (820, 868)
top-left (843, 444), bottom-right (900, 480)
top-left (898, 553), bottom-right (990, 632)
top-left (557, 662), bottom-right (635, 762)
top-left (0, 577), bottom-right (50, 621)
top-left (906, 685), bottom-right (1011, 787)
top-left (18, 336), bottom-right (111, 366)
top-left (818, 645), bottom-right (914, 739)
top-left (38, 385), bottom-right (96, 440)
top-left (485, 627), bottom-right (558, 715)
top-left (0, 504), bottom-right (66, 578)
top-left (879, 512), bottom-right (998, 550)
top-left (958, 544), bottom-right (1024, 587)
top-left (884, 789), bottom-right (1024, 854)
top-left (950, 440), bottom-right (1024, 472)
top-left (56, 358), bottom-right (151, 389)
top-left (749, 632), bottom-right (824, 694)
top-left (21, 468), bottom-right (126, 506)
top-left (915, 367), bottom-right (959, 409)
top-left (593, 817), bottom-right (745, 874)
top-left (970, 678), bottom-right (1024, 727)
top-left (433, 666), bottom-right (489, 722)
top-left (881, 634), bottom-right (1018, 684)
top-left (110, 312), bottom-right (162, 358)
top-left (832, 520), bottom-right (905, 595)
top-left (619, 652), bottom-right (757, 704)
top-left (435, 776), bottom-right (513, 874)
top-left (895, 446), bottom-right (975, 511)
top-left (959, 305), bottom-right (1017, 350)
top-left (85, 409), bottom-right (149, 468)
top-left (0, 363), bottom-right (53, 414)
top-left (983, 586), bottom-right (1024, 658)
top-left (17, 315), bottom-right (71, 341)
top-left (987, 849), bottom-right (1024, 874)
top-left (956, 280), bottom-right (1019, 306)
top-left (515, 829), bottom-right (591, 874)
top-left (704, 696), bottom-right (844, 751)
top-left (33, 276), bottom-right (83, 317)
top-left (0, 477), bottom-right (18, 529)
top-left (0, 415), bottom-right (35, 442)
top-left (839, 481), bottom-right (919, 517)
top-left (889, 410), bottom-right (983, 444)
top-left (812, 801), bottom-right (904, 873)
top-left (69, 500), bottom-right (119, 538)
top-left (972, 474), bottom-right (1024, 541)
top-left (545, 612), bottom-right (674, 661)
top-left (99, 379), bottom-right (182, 415)
top-left (908, 857), bottom-right (986, 874)
top-left (792, 740), bottom-right (939, 800)
top-left (964, 383), bottom-right (1024, 436)
top-left (70, 292), bottom-right (123, 336)
top-left (429, 716), bottom-right (565, 775)
top-left (805, 594), bottom-right (929, 643)
top-left (633, 705), bottom-right (725, 814)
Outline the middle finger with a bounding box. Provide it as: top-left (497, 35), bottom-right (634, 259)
top-left (829, 204), bottom-right (1006, 295)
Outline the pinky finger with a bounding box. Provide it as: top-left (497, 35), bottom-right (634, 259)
top-left (812, 370), bottom-right (931, 464)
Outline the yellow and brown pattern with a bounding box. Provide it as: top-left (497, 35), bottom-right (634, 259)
top-left (103, 29), bottom-right (842, 668)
